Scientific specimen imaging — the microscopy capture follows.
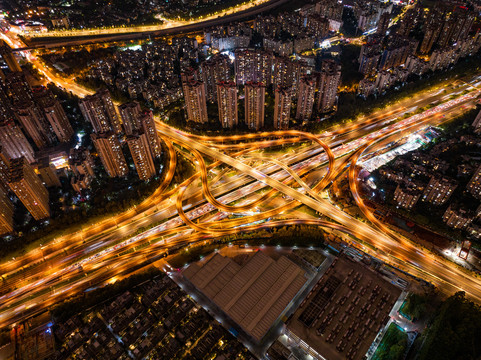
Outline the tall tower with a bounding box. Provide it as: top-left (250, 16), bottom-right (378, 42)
top-left (244, 82), bottom-right (265, 131)
top-left (15, 101), bottom-right (56, 149)
top-left (317, 59), bottom-right (341, 114)
top-left (34, 88), bottom-right (74, 143)
top-left (139, 110), bottom-right (162, 158)
top-left (0, 119), bottom-right (35, 163)
top-left (201, 54), bottom-right (231, 102)
top-left (217, 82), bottom-right (238, 129)
top-left (127, 131), bottom-right (156, 181)
top-left (274, 87), bottom-right (292, 130)
top-left (183, 81), bottom-right (208, 123)
top-left (91, 132), bottom-right (128, 177)
top-left (0, 40), bottom-right (22, 73)
top-left (296, 75), bottom-right (316, 122)
top-left (8, 157), bottom-right (50, 220)
top-left (119, 101), bottom-right (142, 135)
top-left (79, 89), bottom-right (122, 134)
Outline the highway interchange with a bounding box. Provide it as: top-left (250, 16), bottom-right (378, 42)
top-left (1, 14), bottom-right (481, 331)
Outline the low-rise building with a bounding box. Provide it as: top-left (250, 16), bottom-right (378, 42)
top-left (422, 175), bottom-right (457, 205)
top-left (443, 205), bottom-right (474, 230)
top-left (467, 164), bottom-right (481, 199)
top-left (393, 183), bottom-right (422, 210)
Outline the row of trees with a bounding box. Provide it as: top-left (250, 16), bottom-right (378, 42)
top-left (167, 224), bottom-right (328, 268)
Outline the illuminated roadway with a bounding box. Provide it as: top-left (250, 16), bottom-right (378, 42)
top-left (14, 0), bottom-right (290, 49)
top-left (0, 44), bottom-right (480, 327)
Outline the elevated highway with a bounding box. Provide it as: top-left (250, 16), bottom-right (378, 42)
top-left (16, 0), bottom-right (290, 50)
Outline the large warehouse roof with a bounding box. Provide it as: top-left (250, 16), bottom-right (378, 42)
top-left (183, 251), bottom-right (307, 341)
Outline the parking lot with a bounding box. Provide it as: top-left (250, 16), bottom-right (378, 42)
top-left (286, 255), bottom-right (402, 360)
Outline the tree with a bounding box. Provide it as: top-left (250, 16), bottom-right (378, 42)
top-left (419, 292), bottom-right (481, 360)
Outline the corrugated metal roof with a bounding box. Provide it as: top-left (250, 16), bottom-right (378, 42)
top-left (184, 251), bottom-right (307, 341)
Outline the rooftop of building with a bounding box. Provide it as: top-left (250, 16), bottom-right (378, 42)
top-left (8, 157), bottom-right (27, 183)
top-left (287, 256), bottom-right (402, 360)
top-left (183, 250), bottom-right (308, 342)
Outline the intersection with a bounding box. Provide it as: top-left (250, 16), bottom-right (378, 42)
top-left (0, 67), bottom-right (480, 328)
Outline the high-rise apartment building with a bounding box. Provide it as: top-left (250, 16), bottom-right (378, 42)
top-left (437, 6), bottom-right (475, 48)
top-left (139, 110), bottom-right (162, 158)
top-left (394, 7), bottom-right (417, 37)
top-left (0, 87), bottom-right (13, 122)
top-left (127, 131), bottom-right (156, 181)
top-left (37, 158), bottom-right (61, 187)
top-left (438, 16), bottom-right (457, 48)
top-left (273, 57), bottom-right (294, 90)
top-left (420, 22), bottom-right (442, 54)
top-left (244, 82), bottom-right (265, 131)
top-left (0, 188), bottom-right (13, 235)
top-left (419, 4), bottom-right (475, 54)
top-left (183, 81), bottom-right (208, 123)
top-left (91, 132), bottom-right (128, 177)
top-left (0, 149), bottom-right (10, 193)
top-left (273, 57), bottom-right (310, 95)
top-left (273, 87), bottom-right (292, 130)
top-left (5, 72), bottom-right (33, 104)
top-left (0, 40), bottom-right (22, 73)
top-left (419, 4), bottom-right (446, 54)
top-left (8, 157), bottom-right (50, 220)
top-left (317, 59), bottom-right (341, 114)
top-left (217, 82), bottom-right (238, 129)
top-left (234, 49), bottom-right (274, 85)
top-left (376, 12), bottom-right (391, 35)
top-left (119, 101), bottom-right (142, 135)
top-left (79, 89), bottom-right (123, 134)
top-left (201, 54), bottom-right (231, 102)
top-left (378, 38), bottom-right (412, 71)
top-left (359, 39), bottom-right (382, 74)
top-left (0, 119), bottom-right (35, 163)
top-left (296, 75), bottom-right (316, 122)
top-left (15, 101), bottom-right (56, 149)
top-left (180, 67), bottom-right (199, 85)
top-left (34, 88), bottom-right (74, 142)
top-left (304, 14), bottom-right (330, 38)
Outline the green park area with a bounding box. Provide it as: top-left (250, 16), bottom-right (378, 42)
top-left (399, 293), bottom-right (428, 321)
top-left (373, 323), bottom-right (408, 360)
